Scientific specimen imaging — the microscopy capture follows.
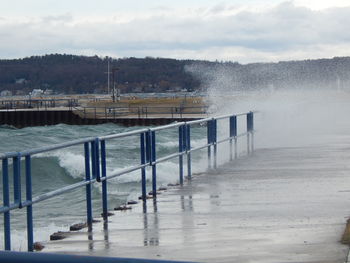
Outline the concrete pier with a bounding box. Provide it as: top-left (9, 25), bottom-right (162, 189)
top-left (0, 108), bottom-right (205, 127)
top-left (42, 134), bottom-right (350, 263)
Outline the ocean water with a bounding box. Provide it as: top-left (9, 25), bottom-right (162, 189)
top-left (2, 86), bottom-right (350, 250)
top-left (0, 122), bottom-right (225, 250)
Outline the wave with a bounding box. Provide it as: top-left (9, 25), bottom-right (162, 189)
top-left (35, 151), bottom-right (85, 180)
top-left (49, 151), bottom-right (85, 179)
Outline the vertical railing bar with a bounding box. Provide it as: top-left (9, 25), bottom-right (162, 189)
top-left (140, 133), bottom-right (147, 201)
top-left (95, 138), bottom-right (101, 182)
top-left (2, 158), bottom-right (11, 250)
top-left (178, 125), bottom-right (184, 185)
top-left (84, 142), bottom-right (93, 228)
top-left (229, 116), bottom-right (233, 161)
top-left (100, 140), bottom-right (108, 221)
top-left (151, 131), bottom-right (157, 198)
top-left (145, 131), bottom-right (151, 164)
top-left (213, 119), bottom-right (217, 169)
top-left (234, 136), bottom-right (238, 159)
top-left (250, 112), bottom-right (254, 153)
top-left (207, 120), bottom-right (212, 169)
top-left (186, 124), bottom-right (192, 180)
top-left (247, 112), bottom-right (251, 155)
top-left (229, 137), bottom-right (233, 161)
top-left (25, 155), bottom-right (33, 252)
top-left (91, 141), bottom-right (96, 180)
top-left (182, 124), bottom-right (187, 180)
top-left (13, 154), bottom-right (21, 206)
top-left (230, 115), bottom-right (237, 161)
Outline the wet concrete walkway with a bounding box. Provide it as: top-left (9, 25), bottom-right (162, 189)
top-left (44, 135), bottom-right (350, 262)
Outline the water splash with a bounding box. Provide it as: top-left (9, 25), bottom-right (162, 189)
top-left (186, 62), bottom-right (350, 148)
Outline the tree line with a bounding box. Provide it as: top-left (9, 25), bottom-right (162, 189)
top-left (0, 54), bottom-right (349, 95)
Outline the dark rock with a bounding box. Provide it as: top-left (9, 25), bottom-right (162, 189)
top-left (70, 222), bottom-right (87, 231)
top-left (158, 187), bottom-right (167, 191)
top-left (33, 242), bottom-right (45, 251)
top-left (114, 205), bottom-right (132, 211)
top-left (148, 191), bottom-right (161, 196)
top-left (127, 200), bottom-right (138, 205)
top-left (92, 219), bottom-right (101, 223)
top-left (100, 212), bottom-right (114, 217)
top-left (50, 231), bottom-right (69, 241)
top-left (138, 195), bottom-right (154, 200)
top-left (167, 183), bottom-right (180, 187)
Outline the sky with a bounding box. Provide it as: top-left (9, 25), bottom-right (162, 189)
top-left (1, 0), bottom-right (350, 63)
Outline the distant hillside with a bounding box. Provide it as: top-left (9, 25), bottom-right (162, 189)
top-left (0, 54), bottom-right (202, 95)
top-left (0, 54), bottom-right (350, 95)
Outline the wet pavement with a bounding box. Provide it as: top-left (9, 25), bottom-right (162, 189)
top-left (43, 135), bottom-right (350, 262)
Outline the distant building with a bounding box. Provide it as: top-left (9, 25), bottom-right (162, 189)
top-left (15, 78), bottom-right (27, 84)
top-left (44, 89), bottom-right (53, 95)
top-left (0, 90), bottom-right (12, 96)
top-left (133, 86), bottom-right (142, 93)
top-left (16, 90), bottom-right (25, 96)
top-left (30, 89), bottom-right (44, 97)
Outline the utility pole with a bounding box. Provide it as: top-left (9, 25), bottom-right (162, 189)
top-left (107, 58), bottom-right (110, 95)
top-left (104, 57), bottom-right (111, 96)
top-left (112, 67), bottom-right (119, 102)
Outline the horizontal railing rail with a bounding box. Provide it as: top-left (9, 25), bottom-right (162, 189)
top-left (72, 105), bottom-right (209, 120)
top-left (0, 111), bottom-right (255, 254)
top-left (0, 98), bottom-right (79, 111)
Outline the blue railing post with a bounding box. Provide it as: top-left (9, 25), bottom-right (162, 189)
top-left (213, 119), bottom-right (217, 169)
top-left (25, 155), bottom-right (33, 252)
top-left (95, 138), bottom-right (101, 182)
top-left (249, 112), bottom-right (254, 152)
top-left (2, 158), bottom-right (11, 250)
top-left (91, 140), bottom-right (96, 180)
top-left (229, 115), bottom-right (237, 161)
top-left (178, 125), bottom-right (184, 185)
top-left (151, 131), bottom-right (157, 198)
top-left (186, 124), bottom-right (192, 180)
top-left (140, 133), bottom-right (147, 201)
top-left (207, 120), bottom-right (212, 169)
top-left (100, 140), bottom-right (108, 221)
top-left (84, 142), bottom-right (93, 228)
top-left (145, 130), bottom-right (151, 164)
top-left (13, 154), bottom-right (22, 207)
top-left (247, 112), bottom-right (254, 154)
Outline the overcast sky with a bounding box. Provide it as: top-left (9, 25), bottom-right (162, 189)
top-left (1, 0), bottom-right (350, 63)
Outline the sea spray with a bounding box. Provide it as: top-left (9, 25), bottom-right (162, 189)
top-left (186, 62), bottom-right (350, 149)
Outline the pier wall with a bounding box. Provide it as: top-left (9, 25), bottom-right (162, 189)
top-left (0, 110), bottom-right (199, 127)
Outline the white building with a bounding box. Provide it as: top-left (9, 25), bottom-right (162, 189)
top-left (30, 89), bottom-right (44, 97)
top-left (0, 90), bottom-right (12, 96)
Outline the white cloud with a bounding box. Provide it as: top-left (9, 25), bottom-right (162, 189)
top-left (0, 1), bottom-right (350, 62)
top-left (294, 0), bottom-right (350, 10)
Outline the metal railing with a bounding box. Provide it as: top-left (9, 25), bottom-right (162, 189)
top-left (0, 99), bottom-right (79, 111)
top-left (0, 111), bottom-right (255, 253)
top-left (72, 105), bottom-right (208, 120)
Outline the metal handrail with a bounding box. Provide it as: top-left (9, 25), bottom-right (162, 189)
top-left (77, 105), bottom-right (209, 119)
top-left (0, 111), bottom-right (255, 253)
